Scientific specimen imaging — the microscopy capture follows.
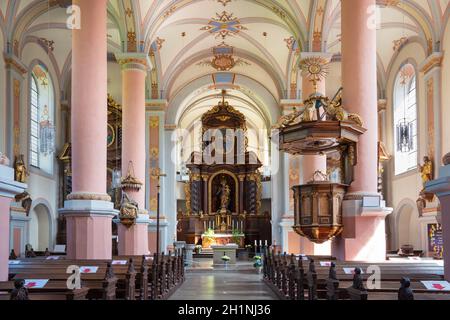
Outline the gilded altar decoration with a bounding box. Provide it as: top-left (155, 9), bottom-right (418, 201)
top-left (201, 11), bottom-right (247, 40)
top-left (14, 155), bottom-right (29, 183)
top-left (178, 91), bottom-right (270, 246)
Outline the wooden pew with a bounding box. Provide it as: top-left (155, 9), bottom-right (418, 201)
top-left (0, 280), bottom-right (90, 300)
top-left (263, 249), bottom-right (450, 300)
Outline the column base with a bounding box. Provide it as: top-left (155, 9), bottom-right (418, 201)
top-left (0, 165), bottom-right (27, 281)
top-left (148, 217), bottom-right (169, 254)
top-left (426, 173), bottom-right (450, 281)
top-left (115, 214), bottom-right (150, 256)
top-left (332, 197), bottom-right (392, 262)
top-left (59, 200), bottom-right (118, 260)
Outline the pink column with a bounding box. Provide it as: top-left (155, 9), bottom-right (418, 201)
top-left (116, 54), bottom-right (151, 256)
top-left (62, 0), bottom-right (115, 260)
top-left (332, 0), bottom-right (390, 262)
top-left (0, 197), bottom-right (11, 281)
top-left (0, 165), bottom-right (26, 281)
top-left (341, 0), bottom-right (378, 196)
top-left (70, 0), bottom-right (108, 197)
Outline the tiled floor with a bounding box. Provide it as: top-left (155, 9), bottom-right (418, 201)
top-left (169, 259), bottom-right (278, 300)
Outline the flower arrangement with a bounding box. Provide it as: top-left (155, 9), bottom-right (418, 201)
top-left (221, 254), bottom-right (231, 262)
top-left (253, 256), bottom-right (262, 268)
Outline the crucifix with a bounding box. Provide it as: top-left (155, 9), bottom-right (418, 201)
top-left (151, 168), bottom-right (166, 265)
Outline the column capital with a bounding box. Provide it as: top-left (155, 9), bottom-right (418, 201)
top-left (299, 52), bottom-right (333, 64)
top-left (115, 52), bottom-right (153, 72)
top-left (146, 99), bottom-right (168, 111)
top-left (3, 53), bottom-right (28, 75)
top-left (419, 52), bottom-right (443, 75)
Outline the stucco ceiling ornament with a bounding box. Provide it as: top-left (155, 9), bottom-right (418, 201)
top-left (201, 11), bottom-right (247, 39)
top-left (197, 43), bottom-right (250, 71)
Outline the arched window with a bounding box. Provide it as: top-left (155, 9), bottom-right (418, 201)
top-left (393, 63), bottom-right (418, 175)
top-left (29, 65), bottom-right (55, 174)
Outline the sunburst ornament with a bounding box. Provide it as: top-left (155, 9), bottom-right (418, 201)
top-left (299, 57), bottom-right (329, 93)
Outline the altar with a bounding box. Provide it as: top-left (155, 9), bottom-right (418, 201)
top-left (176, 91), bottom-right (272, 247)
top-left (201, 233), bottom-right (245, 248)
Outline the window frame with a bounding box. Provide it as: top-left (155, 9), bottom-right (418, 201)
top-left (393, 64), bottom-right (419, 176)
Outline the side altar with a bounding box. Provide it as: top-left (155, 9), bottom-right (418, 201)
top-left (177, 91), bottom-right (271, 248)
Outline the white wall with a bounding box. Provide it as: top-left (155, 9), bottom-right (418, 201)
top-left (384, 42), bottom-right (428, 251)
top-left (0, 28), bottom-right (5, 154)
top-left (20, 42), bottom-right (62, 249)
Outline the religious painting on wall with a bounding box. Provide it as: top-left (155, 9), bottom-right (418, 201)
top-left (428, 223), bottom-right (443, 259)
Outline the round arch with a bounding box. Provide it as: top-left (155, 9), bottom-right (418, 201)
top-left (29, 198), bottom-right (54, 252)
top-left (391, 198), bottom-right (421, 251)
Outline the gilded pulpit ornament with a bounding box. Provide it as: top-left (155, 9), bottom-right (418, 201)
top-left (119, 161), bottom-right (142, 227)
top-left (278, 87), bottom-right (366, 244)
top-left (299, 56), bottom-right (329, 93)
top-left (121, 161), bottom-right (143, 191)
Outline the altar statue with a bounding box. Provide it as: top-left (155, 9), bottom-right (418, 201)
top-left (419, 156), bottom-right (433, 187)
top-left (217, 178), bottom-right (231, 211)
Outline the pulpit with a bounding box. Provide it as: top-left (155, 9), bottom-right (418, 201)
top-left (177, 91), bottom-right (271, 247)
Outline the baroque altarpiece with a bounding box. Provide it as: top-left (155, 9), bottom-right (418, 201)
top-left (177, 92), bottom-right (271, 247)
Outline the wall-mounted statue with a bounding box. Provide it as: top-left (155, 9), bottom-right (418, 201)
top-left (14, 155), bottom-right (29, 183)
top-left (15, 192), bottom-right (32, 216)
top-left (0, 152), bottom-right (10, 166)
top-left (419, 156), bottom-right (434, 188)
top-left (119, 191), bottom-right (139, 227)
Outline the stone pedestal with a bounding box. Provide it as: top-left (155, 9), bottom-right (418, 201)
top-left (212, 244), bottom-right (238, 266)
top-left (0, 165), bottom-right (26, 281)
top-left (174, 241), bottom-right (186, 252)
top-left (148, 217), bottom-right (169, 254)
top-left (426, 163), bottom-right (450, 281)
top-left (332, 197), bottom-right (392, 262)
top-left (185, 244), bottom-right (195, 266)
top-left (59, 200), bottom-right (118, 260)
top-left (116, 214), bottom-right (150, 256)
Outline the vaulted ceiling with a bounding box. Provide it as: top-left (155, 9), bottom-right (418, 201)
top-left (1, 0), bottom-right (449, 125)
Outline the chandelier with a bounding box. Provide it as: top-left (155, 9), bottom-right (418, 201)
top-left (396, 118), bottom-right (413, 153)
top-left (39, 105), bottom-right (55, 155)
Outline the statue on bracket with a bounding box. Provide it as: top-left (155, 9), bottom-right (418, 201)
top-left (14, 155), bottom-right (29, 183)
top-left (417, 156), bottom-right (435, 216)
top-left (119, 191), bottom-right (139, 228)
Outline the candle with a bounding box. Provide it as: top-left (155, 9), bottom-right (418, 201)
top-left (265, 240), bottom-right (268, 246)
top-left (254, 240), bottom-right (257, 246)
top-left (259, 240), bottom-right (262, 246)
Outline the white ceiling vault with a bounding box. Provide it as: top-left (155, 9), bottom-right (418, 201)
top-left (1, 0), bottom-right (449, 125)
